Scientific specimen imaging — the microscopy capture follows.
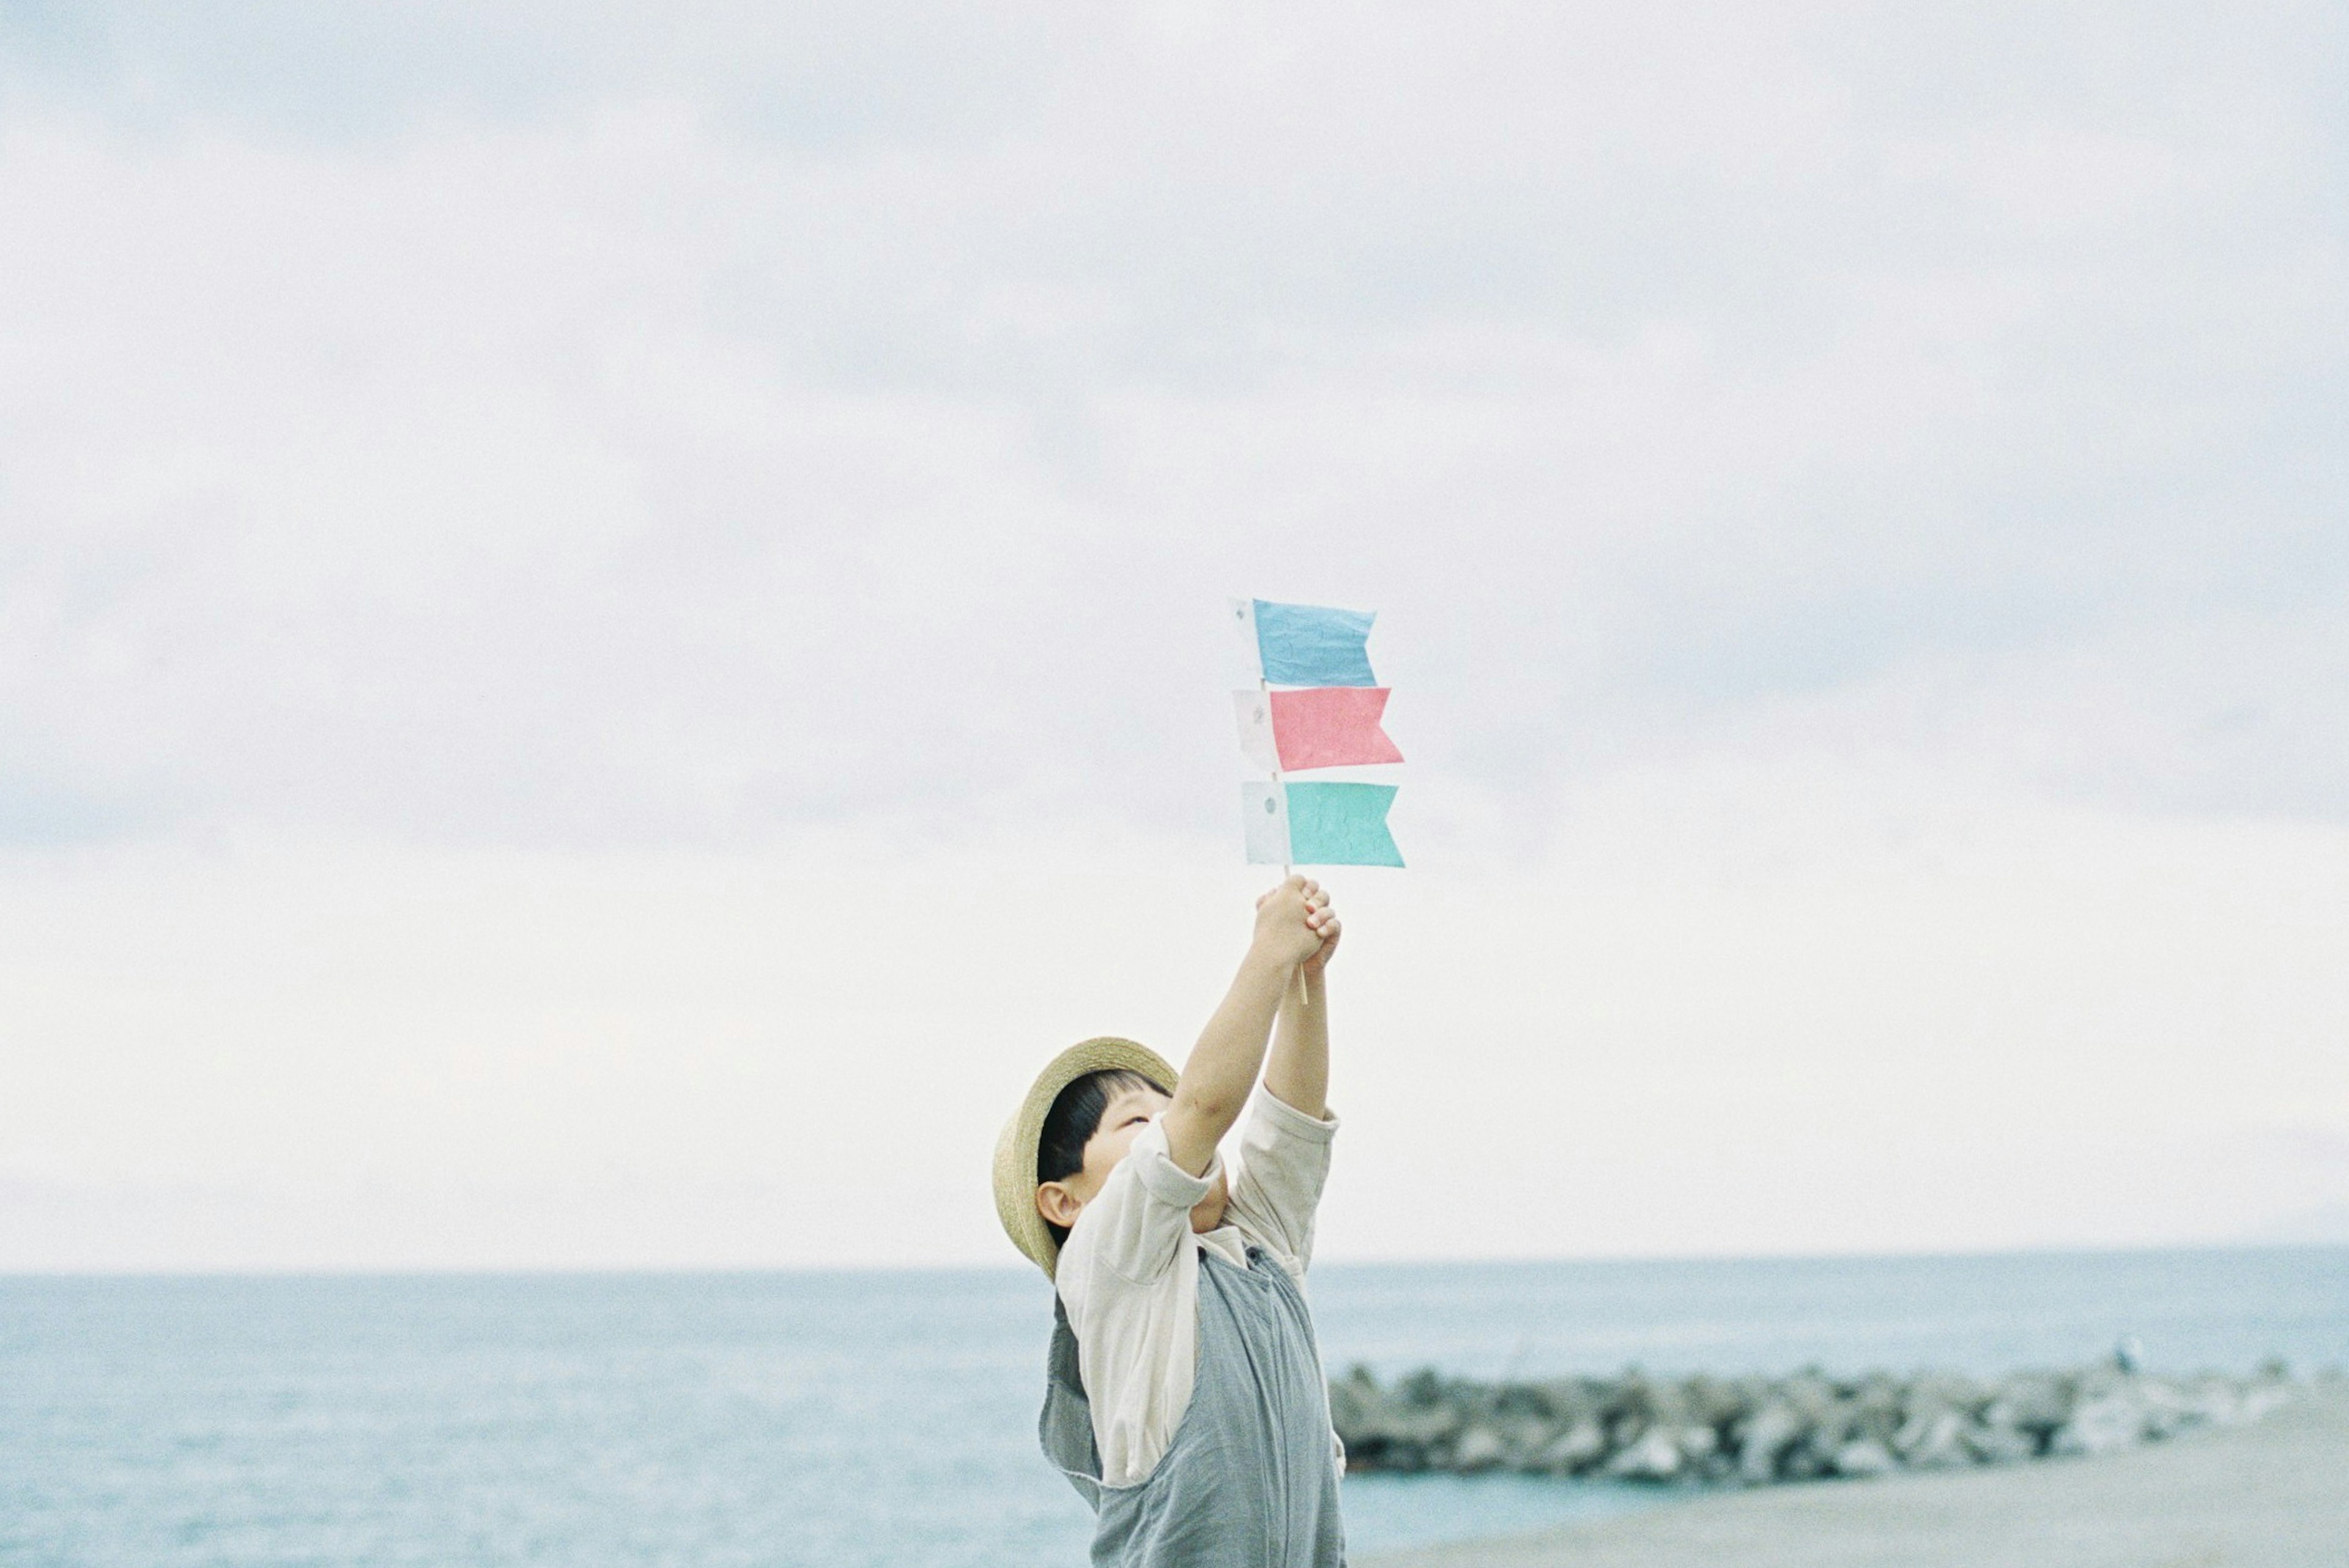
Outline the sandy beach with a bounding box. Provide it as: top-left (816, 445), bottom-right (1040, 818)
top-left (1362, 1382), bottom-right (2348, 1568)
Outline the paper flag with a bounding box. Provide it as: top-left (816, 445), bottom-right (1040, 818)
top-left (1240, 781), bottom-right (1405, 867)
top-left (1231, 598), bottom-right (1378, 687)
top-left (1277, 686), bottom-right (1400, 771)
top-left (1233, 687), bottom-right (1403, 772)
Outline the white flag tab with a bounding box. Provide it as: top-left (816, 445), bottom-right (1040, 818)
top-left (1241, 780), bottom-right (1293, 865)
top-left (1223, 597), bottom-right (1266, 683)
top-left (1232, 690), bottom-right (1280, 774)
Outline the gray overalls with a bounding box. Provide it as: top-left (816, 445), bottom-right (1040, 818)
top-left (1041, 1244), bottom-right (1347, 1567)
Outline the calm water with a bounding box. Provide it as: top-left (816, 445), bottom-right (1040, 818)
top-left (2, 1248), bottom-right (2343, 1567)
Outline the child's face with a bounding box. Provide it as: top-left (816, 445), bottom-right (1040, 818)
top-left (1036, 1084), bottom-right (1231, 1240)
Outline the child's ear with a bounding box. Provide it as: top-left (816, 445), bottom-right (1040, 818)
top-left (1035, 1182), bottom-right (1082, 1229)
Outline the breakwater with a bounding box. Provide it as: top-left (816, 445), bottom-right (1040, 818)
top-left (1328, 1361), bottom-right (2298, 1484)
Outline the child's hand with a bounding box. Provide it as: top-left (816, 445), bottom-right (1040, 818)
top-left (1251, 876), bottom-right (1327, 968)
top-left (1301, 888), bottom-right (1340, 975)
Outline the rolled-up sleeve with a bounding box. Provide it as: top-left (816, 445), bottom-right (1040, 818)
top-left (1062, 1115), bottom-right (1221, 1287)
top-left (1223, 1089), bottom-right (1338, 1275)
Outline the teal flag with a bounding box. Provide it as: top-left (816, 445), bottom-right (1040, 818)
top-left (1242, 780), bottom-right (1404, 867)
top-left (1289, 781), bottom-right (1403, 866)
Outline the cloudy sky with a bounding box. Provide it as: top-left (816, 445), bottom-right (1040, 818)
top-left (2, 1), bottom-right (2345, 1270)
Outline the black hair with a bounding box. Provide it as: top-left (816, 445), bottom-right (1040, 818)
top-left (1037, 1068), bottom-right (1167, 1250)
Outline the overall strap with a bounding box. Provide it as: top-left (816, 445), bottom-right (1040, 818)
top-left (1039, 1295), bottom-right (1104, 1507)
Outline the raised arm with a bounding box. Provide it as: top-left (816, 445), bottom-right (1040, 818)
top-left (1261, 887), bottom-right (1337, 1119)
top-left (1163, 877), bottom-right (1332, 1176)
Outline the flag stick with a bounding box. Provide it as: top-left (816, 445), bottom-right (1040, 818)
top-left (1263, 670), bottom-right (1291, 880)
top-left (1264, 671), bottom-right (1307, 1007)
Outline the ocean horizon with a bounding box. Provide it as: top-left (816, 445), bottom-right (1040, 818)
top-left (5, 1245), bottom-right (2344, 1566)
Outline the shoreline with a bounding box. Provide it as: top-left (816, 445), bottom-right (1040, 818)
top-left (1332, 1361), bottom-right (2293, 1484)
top-left (1360, 1380), bottom-right (2349, 1568)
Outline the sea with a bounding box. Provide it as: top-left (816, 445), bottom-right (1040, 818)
top-left (3, 1247), bottom-right (2343, 1567)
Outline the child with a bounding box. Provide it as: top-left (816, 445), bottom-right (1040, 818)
top-left (992, 875), bottom-right (1347, 1566)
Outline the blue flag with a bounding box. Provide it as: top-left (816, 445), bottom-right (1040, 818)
top-left (1246, 599), bottom-right (1378, 687)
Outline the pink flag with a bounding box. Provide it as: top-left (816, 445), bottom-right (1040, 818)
top-left (1269, 687), bottom-right (1403, 771)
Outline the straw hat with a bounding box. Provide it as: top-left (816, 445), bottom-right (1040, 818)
top-left (993, 1035), bottom-right (1179, 1279)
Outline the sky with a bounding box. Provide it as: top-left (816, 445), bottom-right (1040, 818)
top-left (2, 1), bottom-right (2345, 1270)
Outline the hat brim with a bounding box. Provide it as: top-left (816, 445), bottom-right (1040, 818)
top-left (993, 1037), bottom-right (1179, 1279)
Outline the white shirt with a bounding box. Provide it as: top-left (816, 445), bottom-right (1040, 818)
top-left (1054, 1087), bottom-right (1340, 1487)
